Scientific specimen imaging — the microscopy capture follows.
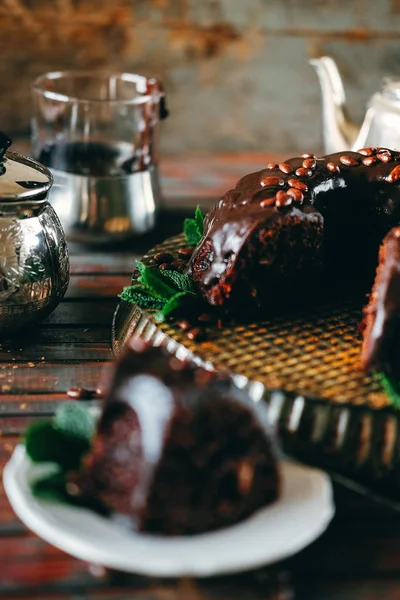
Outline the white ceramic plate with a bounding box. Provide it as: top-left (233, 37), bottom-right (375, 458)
top-left (4, 446), bottom-right (334, 577)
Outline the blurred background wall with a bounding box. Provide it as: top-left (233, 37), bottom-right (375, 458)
top-left (1, 0), bottom-right (400, 155)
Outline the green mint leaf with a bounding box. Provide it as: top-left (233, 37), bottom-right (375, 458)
top-left (25, 421), bottom-right (90, 471)
top-left (54, 403), bottom-right (96, 444)
top-left (376, 372), bottom-right (400, 409)
top-left (118, 284), bottom-right (166, 309)
top-left (136, 261), bottom-right (146, 276)
top-left (184, 205), bottom-right (205, 246)
top-left (138, 264), bottom-right (177, 299)
top-left (195, 205), bottom-right (205, 232)
top-left (31, 469), bottom-right (70, 502)
top-left (160, 269), bottom-right (196, 293)
top-left (184, 219), bottom-right (202, 246)
top-left (26, 421), bottom-right (63, 462)
top-left (155, 291), bottom-right (192, 322)
top-left (32, 470), bottom-right (110, 514)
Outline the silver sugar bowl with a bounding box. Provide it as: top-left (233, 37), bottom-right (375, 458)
top-left (0, 134), bottom-right (69, 334)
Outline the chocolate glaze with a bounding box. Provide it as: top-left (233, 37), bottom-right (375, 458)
top-left (361, 227), bottom-right (400, 377)
top-left (78, 338), bottom-right (280, 535)
top-left (188, 149), bottom-right (400, 311)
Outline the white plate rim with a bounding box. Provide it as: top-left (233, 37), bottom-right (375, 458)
top-left (3, 445), bottom-right (335, 577)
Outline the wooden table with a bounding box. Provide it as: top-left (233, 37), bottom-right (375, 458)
top-left (1, 155), bottom-right (400, 600)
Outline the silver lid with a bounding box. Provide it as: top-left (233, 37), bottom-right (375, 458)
top-left (0, 147), bottom-right (53, 202)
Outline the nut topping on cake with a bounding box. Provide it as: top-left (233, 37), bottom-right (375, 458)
top-left (302, 158), bottom-right (317, 170)
top-left (326, 161), bottom-right (340, 172)
top-left (287, 188), bottom-right (304, 203)
top-left (340, 155), bottom-right (359, 167)
top-left (357, 147), bottom-right (374, 156)
top-left (288, 178), bottom-right (308, 191)
top-left (387, 165), bottom-right (400, 183)
top-left (376, 152), bottom-right (392, 163)
top-left (260, 176), bottom-right (284, 187)
top-left (295, 167), bottom-right (312, 177)
top-left (279, 162), bottom-right (293, 174)
top-left (362, 156), bottom-right (377, 166)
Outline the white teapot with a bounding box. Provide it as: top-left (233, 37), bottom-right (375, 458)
top-left (311, 56), bottom-right (400, 153)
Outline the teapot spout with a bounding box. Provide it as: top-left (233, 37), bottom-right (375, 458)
top-left (310, 56), bottom-right (360, 154)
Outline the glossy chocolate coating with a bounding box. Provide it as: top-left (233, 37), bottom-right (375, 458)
top-left (188, 149), bottom-right (400, 311)
top-left (78, 339), bottom-right (280, 535)
top-left (361, 227), bottom-right (400, 377)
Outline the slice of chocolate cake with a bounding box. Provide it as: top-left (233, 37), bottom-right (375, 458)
top-left (77, 339), bottom-right (280, 535)
top-left (361, 227), bottom-right (400, 378)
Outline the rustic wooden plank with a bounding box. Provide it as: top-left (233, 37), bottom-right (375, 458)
top-left (0, 400), bottom-right (100, 432)
top-left (0, 340), bottom-right (112, 362)
top-left (0, 438), bottom-right (24, 528)
top-left (290, 521), bottom-right (400, 578)
top-left (0, 416), bottom-right (47, 435)
top-left (4, 580), bottom-right (400, 600)
top-left (0, 394), bottom-right (67, 404)
top-left (0, 343), bottom-right (112, 362)
top-left (69, 253), bottom-right (138, 275)
top-left (0, 437), bottom-right (19, 459)
top-left (0, 534), bottom-right (94, 590)
top-left (0, 439), bottom-right (20, 528)
top-left (0, 400), bottom-right (98, 416)
top-left (158, 154), bottom-right (286, 202)
top-left (1, 328), bottom-right (112, 345)
top-left (0, 363), bottom-right (106, 395)
top-left (41, 301), bottom-right (118, 327)
top-left (0, 399), bottom-right (95, 423)
top-left (0, 398), bottom-right (98, 422)
top-left (65, 275), bottom-right (132, 299)
top-left (0, 542), bottom-right (288, 599)
top-left (2, 517), bottom-right (400, 588)
top-left (295, 579), bottom-right (400, 600)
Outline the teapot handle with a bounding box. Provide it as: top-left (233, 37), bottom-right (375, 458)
top-left (0, 132), bottom-right (12, 161)
top-left (159, 95), bottom-right (169, 120)
top-left (352, 107), bottom-right (375, 151)
top-left (0, 132), bottom-right (12, 175)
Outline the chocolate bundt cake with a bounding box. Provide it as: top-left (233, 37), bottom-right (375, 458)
top-left (77, 339), bottom-right (280, 535)
top-left (361, 227), bottom-right (400, 377)
top-left (188, 148), bottom-right (400, 312)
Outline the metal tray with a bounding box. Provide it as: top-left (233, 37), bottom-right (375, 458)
top-left (112, 234), bottom-right (400, 510)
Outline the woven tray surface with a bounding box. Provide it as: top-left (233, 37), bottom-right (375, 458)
top-left (115, 234), bottom-right (389, 411)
